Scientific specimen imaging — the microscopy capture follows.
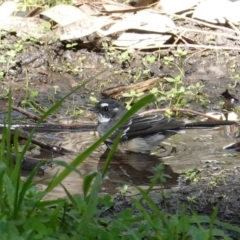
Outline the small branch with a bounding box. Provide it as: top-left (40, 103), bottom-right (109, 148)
top-left (172, 14), bottom-right (238, 35)
top-left (15, 134), bottom-right (73, 155)
top-left (118, 44), bottom-right (240, 51)
top-left (173, 26), bottom-right (240, 42)
top-left (12, 106), bottom-right (54, 123)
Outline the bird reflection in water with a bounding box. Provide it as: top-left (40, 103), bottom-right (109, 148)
top-left (98, 150), bottom-right (180, 194)
top-left (223, 141), bottom-right (240, 151)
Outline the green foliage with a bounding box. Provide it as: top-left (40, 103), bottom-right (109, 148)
top-left (0, 56), bottom-right (7, 63)
top-left (122, 90), bottom-right (144, 109)
top-left (21, 77), bottom-right (43, 114)
top-left (150, 49), bottom-right (208, 109)
top-left (118, 50), bottom-right (130, 63)
top-left (0, 85), bottom-right (238, 239)
top-left (116, 49), bottom-right (209, 110)
top-left (66, 43), bottom-right (78, 49)
top-left (53, 85), bottom-right (60, 94)
top-left (0, 71), bottom-right (4, 79)
top-left (150, 76), bottom-right (209, 109)
top-left (229, 71), bottom-right (240, 89)
top-left (183, 168), bottom-right (200, 183)
top-left (145, 55), bottom-right (156, 64)
top-left (174, 48), bottom-right (188, 58)
top-left (64, 62), bottom-right (83, 74)
top-left (89, 92), bottom-right (98, 104)
top-left (15, 0), bottom-right (72, 11)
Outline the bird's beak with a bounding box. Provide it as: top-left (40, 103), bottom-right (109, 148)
top-left (88, 106), bottom-right (98, 113)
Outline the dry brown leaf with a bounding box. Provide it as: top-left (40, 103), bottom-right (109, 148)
top-left (158, 0), bottom-right (198, 14)
top-left (227, 1), bottom-right (240, 24)
top-left (193, 0), bottom-right (240, 24)
top-left (80, 4), bottom-right (99, 15)
top-left (135, 0), bottom-right (158, 7)
top-left (102, 2), bottom-right (132, 11)
top-left (102, 2), bottom-right (151, 14)
top-left (0, 16), bottom-right (50, 38)
top-left (102, 78), bottom-right (160, 99)
top-left (113, 32), bottom-right (171, 48)
top-left (41, 4), bottom-right (88, 26)
top-left (0, 1), bottom-right (16, 20)
top-left (54, 16), bottom-right (113, 41)
top-left (98, 9), bottom-right (175, 37)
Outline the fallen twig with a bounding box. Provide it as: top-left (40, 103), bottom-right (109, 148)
top-left (15, 133), bottom-right (73, 155)
top-left (12, 105), bottom-right (53, 123)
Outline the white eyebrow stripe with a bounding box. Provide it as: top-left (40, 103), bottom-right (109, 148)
top-left (100, 103), bottom-right (109, 107)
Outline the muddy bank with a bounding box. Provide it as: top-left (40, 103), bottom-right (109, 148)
top-left (101, 170), bottom-right (240, 239)
top-left (1, 32), bottom-right (240, 114)
top-left (0, 26), bottom-right (240, 237)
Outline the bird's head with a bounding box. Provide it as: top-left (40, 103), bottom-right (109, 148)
top-left (93, 99), bottom-right (127, 123)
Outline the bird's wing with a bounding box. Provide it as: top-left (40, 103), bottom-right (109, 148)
top-left (110, 114), bottom-right (185, 141)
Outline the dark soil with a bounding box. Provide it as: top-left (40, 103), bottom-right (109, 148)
top-left (1, 21), bottom-right (240, 238)
top-left (101, 171), bottom-right (240, 239)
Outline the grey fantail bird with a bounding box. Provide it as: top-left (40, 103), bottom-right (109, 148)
top-left (93, 98), bottom-right (236, 153)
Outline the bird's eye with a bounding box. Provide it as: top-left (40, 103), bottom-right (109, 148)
top-left (103, 106), bottom-right (108, 111)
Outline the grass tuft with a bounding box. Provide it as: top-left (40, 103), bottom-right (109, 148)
top-left (0, 83), bottom-right (238, 239)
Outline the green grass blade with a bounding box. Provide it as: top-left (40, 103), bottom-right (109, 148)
top-left (45, 94), bottom-right (154, 192)
top-left (0, 162), bottom-right (7, 209)
top-left (52, 160), bottom-right (82, 176)
top-left (131, 197), bottom-right (162, 239)
top-left (8, 71), bottom-right (105, 217)
top-left (3, 174), bottom-right (15, 213)
top-left (209, 206), bottom-right (219, 240)
top-left (214, 220), bottom-right (240, 234)
top-left (135, 186), bottom-right (167, 225)
top-left (78, 173), bottom-right (102, 231)
top-left (5, 89), bottom-right (13, 172)
top-left (61, 183), bottom-right (77, 208)
top-left (35, 199), bottom-right (66, 208)
top-left (14, 161), bottom-right (47, 218)
top-left (101, 133), bottom-right (121, 179)
top-left (83, 172), bottom-right (98, 199)
top-left (17, 71), bottom-right (106, 168)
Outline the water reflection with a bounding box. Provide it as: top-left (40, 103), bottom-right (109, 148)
top-left (19, 127), bottom-right (240, 198)
top-left (223, 141), bottom-right (240, 151)
top-left (158, 127), bottom-right (239, 173)
top-left (98, 150), bottom-right (180, 194)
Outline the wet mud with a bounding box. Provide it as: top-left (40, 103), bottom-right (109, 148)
top-left (0, 31), bottom-right (240, 234)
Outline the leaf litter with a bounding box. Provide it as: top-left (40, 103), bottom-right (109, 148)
top-left (0, 0), bottom-right (239, 49)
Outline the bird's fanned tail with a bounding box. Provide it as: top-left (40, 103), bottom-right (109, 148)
top-left (183, 120), bottom-right (236, 128)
